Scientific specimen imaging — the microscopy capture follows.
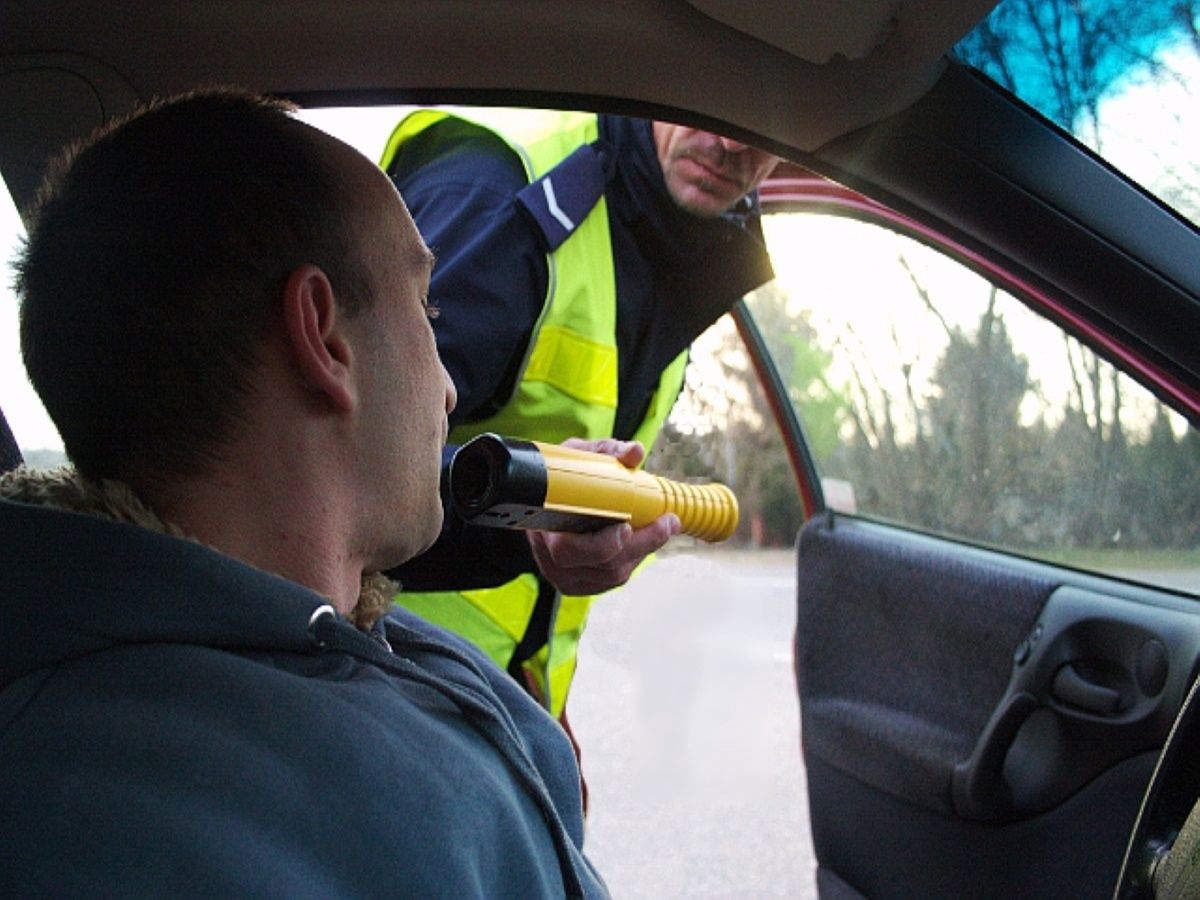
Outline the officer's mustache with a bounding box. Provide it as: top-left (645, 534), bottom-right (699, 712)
top-left (682, 144), bottom-right (751, 190)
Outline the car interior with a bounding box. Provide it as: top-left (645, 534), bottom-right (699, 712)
top-left (2, 1), bottom-right (1198, 897)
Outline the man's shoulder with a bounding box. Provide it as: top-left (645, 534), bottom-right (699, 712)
top-left (0, 625), bottom-right (577, 897)
top-left (385, 605), bottom-right (526, 699)
top-left (383, 606), bottom-right (576, 760)
top-left (390, 116), bottom-right (526, 193)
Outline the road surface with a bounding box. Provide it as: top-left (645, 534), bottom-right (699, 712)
top-left (570, 546), bottom-right (817, 898)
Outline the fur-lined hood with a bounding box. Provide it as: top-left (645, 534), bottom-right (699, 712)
top-left (0, 465), bottom-right (395, 629)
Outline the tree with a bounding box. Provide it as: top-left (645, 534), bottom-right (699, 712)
top-left (649, 283), bottom-right (847, 546)
top-left (655, 226), bottom-right (1198, 560)
top-left (923, 288), bottom-right (1033, 540)
top-left (956, 0), bottom-right (1185, 138)
top-left (957, 0), bottom-right (1200, 216)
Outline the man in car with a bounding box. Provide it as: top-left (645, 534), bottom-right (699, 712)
top-left (384, 109), bottom-right (781, 722)
top-left (0, 89), bottom-right (606, 898)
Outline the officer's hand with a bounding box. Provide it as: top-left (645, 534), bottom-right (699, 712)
top-left (526, 438), bottom-right (682, 596)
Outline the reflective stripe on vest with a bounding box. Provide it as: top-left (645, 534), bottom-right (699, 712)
top-left (384, 109), bottom-right (687, 716)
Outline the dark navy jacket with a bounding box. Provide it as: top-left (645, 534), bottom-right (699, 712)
top-left (388, 115), bottom-right (774, 590)
top-left (0, 497), bottom-right (606, 898)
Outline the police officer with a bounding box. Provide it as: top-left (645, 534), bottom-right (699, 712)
top-left (385, 108), bottom-right (779, 720)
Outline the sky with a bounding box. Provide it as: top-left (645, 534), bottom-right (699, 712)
top-left (0, 190), bottom-right (48, 450)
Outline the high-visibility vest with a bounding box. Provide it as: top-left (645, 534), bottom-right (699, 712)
top-left (382, 109), bottom-right (688, 716)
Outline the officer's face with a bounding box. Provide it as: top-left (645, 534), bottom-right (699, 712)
top-left (652, 123), bottom-right (781, 218)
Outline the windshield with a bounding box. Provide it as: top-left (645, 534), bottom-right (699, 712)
top-left (954, 0), bottom-right (1200, 227)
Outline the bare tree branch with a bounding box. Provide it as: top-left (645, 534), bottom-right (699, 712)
top-left (898, 253), bottom-right (955, 339)
top-left (1064, 334), bottom-right (1092, 430)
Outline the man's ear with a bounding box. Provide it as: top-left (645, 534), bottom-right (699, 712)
top-left (281, 264), bottom-right (356, 412)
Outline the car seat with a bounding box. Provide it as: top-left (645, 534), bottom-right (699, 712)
top-left (1115, 671), bottom-right (1200, 897)
top-left (1, 405), bottom-right (23, 473)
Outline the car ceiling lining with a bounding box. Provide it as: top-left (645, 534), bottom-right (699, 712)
top-left (684, 0), bottom-right (997, 65)
top-left (0, 0), bottom-right (997, 215)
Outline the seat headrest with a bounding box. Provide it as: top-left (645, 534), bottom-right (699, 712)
top-left (0, 405), bottom-right (24, 473)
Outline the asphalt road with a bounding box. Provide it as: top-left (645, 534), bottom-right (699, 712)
top-left (569, 547), bottom-right (817, 899)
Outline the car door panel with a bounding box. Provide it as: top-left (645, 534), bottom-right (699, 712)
top-left (807, 748), bottom-right (1157, 899)
top-left (797, 516), bottom-right (1052, 819)
top-left (796, 515), bottom-right (1200, 897)
top-left (977, 585), bottom-right (1200, 820)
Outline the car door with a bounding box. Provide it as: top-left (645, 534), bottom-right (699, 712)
top-left (737, 63), bottom-right (1200, 897)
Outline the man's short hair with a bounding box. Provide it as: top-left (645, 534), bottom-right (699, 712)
top-left (14, 87), bottom-right (372, 489)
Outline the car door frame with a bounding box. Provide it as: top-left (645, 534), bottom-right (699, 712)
top-left (739, 89), bottom-right (1200, 894)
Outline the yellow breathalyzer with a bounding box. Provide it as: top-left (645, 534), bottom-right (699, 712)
top-left (448, 433), bottom-right (739, 542)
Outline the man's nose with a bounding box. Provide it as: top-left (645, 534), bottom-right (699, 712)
top-left (442, 365), bottom-right (458, 415)
top-left (718, 136), bottom-right (749, 153)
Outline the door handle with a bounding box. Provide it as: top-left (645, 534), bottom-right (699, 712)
top-left (952, 691), bottom-right (1038, 821)
top-left (1052, 664), bottom-right (1121, 715)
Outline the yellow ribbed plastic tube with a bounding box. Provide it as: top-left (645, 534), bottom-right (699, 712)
top-left (536, 441), bottom-right (739, 542)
